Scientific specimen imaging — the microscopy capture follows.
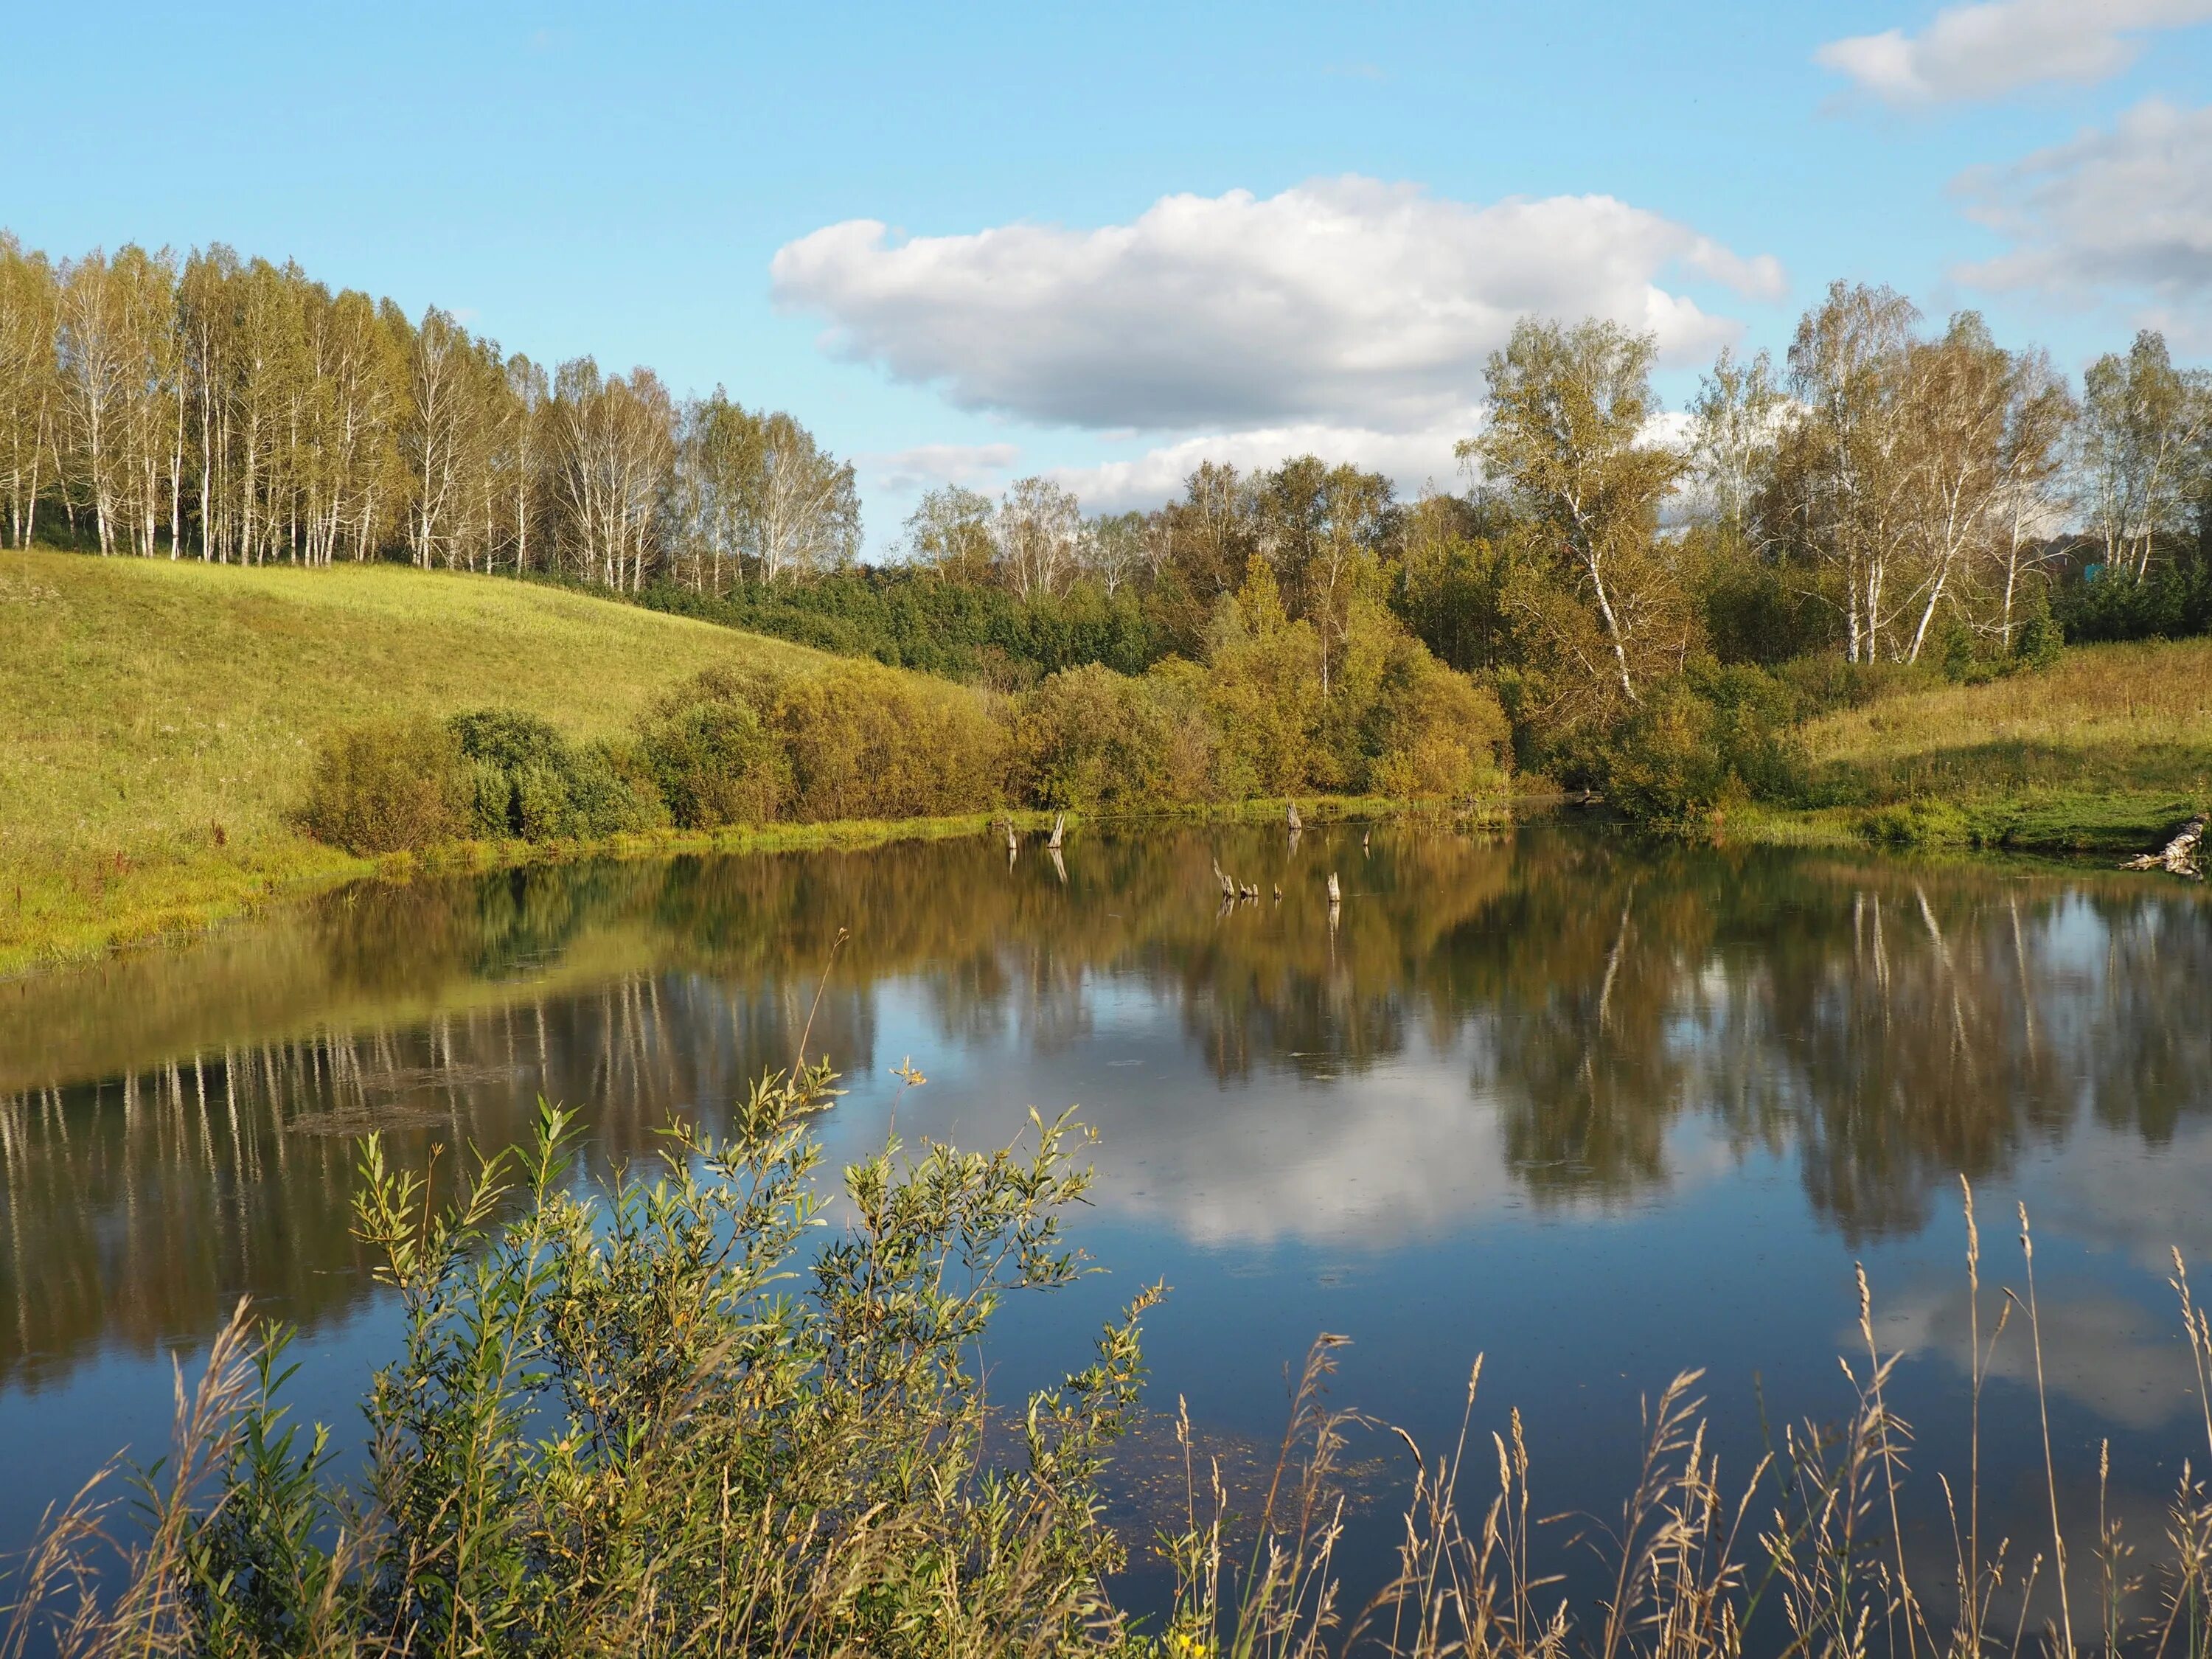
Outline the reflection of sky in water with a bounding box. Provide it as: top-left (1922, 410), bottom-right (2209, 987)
top-left (3, 827), bottom-right (2210, 1623)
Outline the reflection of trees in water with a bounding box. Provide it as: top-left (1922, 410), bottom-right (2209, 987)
top-left (3, 827), bottom-right (2208, 1386)
top-left (0, 973), bottom-right (877, 1385)
top-left (1466, 850), bottom-right (2212, 1241)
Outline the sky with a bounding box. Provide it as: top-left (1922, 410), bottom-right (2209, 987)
top-left (7, 0), bottom-right (2211, 552)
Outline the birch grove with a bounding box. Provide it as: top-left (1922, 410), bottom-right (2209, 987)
top-left (0, 232), bottom-right (863, 583)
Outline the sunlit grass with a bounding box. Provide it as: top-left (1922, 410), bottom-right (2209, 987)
top-left (1761, 639), bottom-right (2212, 853)
top-left (0, 548), bottom-right (824, 975)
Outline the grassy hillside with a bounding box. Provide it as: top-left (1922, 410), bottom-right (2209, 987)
top-left (0, 549), bottom-right (826, 975)
top-left (1745, 638), bottom-right (2212, 852)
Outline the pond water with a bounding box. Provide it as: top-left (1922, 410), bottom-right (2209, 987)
top-left (3, 820), bottom-right (2210, 1630)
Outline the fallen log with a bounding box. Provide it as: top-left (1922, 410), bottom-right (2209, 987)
top-left (2123, 815), bottom-right (2205, 880)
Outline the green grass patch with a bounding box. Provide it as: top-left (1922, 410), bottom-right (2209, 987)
top-left (0, 549), bottom-right (825, 977)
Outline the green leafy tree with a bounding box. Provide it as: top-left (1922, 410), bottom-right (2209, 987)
top-left (1464, 318), bottom-right (1691, 710)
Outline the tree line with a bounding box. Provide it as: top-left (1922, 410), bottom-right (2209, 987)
top-left (7, 230), bottom-right (2210, 812)
top-left (735, 288), bottom-right (2211, 736)
top-left (0, 233), bottom-right (860, 585)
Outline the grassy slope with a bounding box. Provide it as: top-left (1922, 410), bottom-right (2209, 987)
top-left (0, 549), bottom-right (827, 975)
top-left (1733, 638), bottom-right (2212, 852)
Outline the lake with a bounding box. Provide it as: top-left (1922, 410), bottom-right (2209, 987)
top-left (4, 819), bottom-right (2209, 1630)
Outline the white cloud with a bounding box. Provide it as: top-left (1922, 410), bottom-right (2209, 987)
top-left (1048, 413), bottom-right (1478, 515)
top-left (1952, 98), bottom-right (2212, 343)
top-left (1817, 0), bottom-right (2212, 106)
top-left (771, 177), bottom-right (1783, 436)
top-left (858, 441), bottom-right (1019, 495)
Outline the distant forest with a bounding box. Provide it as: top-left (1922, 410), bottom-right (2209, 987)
top-left (4, 230), bottom-right (2210, 729)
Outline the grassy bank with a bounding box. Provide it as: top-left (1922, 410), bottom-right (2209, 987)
top-left (0, 548), bottom-right (1444, 978)
top-left (0, 548), bottom-right (830, 977)
top-left (1725, 637), bottom-right (2212, 855)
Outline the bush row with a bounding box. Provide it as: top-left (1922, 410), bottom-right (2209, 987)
top-left (630, 569), bottom-right (1165, 684)
top-left (299, 646), bottom-right (1512, 855)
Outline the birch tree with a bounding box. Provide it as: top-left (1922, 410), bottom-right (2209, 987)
top-left (1464, 316), bottom-right (1688, 704)
top-left (903, 484), bottom-right (996, 582)
top-left (1990, 347), bottom-right (2074, 649)
top-left (1085, 510), bottom-right (1146, 597)
top-left (56, 250), bottom-right (134, 553)
top-left (494, 353), bottom-right (547, 572)
top-left (2076, 330), bottom-right (2212, 579)
top-left (551, 358), bottom-right (675, 591)
top-left (0, 235), bottom-right (59, 549)
top-left (666, 392), bottom-right (752, 593)
top-left (751, 410), bottom-right (859, 582)
top-left (1781, 282), bottom-right (1921, 661)
top-left (1687, 344), bottom-right (1781, 538)
top-left (1896, 313), bottom-right (2011, 663)
top-left (992, 476), bottom-right (1086, 599)
top-left (403, 307), bottom-right (479, 570)
top-left (108, 245), bottom-right (181, 557)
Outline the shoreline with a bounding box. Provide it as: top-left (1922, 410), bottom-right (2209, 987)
top-left (8, 784), bottom-right (2200, 985)
top-left (1716, 790), bottom-right (2208, 860)
top-left (0, 794), bottom-right (1456, 984)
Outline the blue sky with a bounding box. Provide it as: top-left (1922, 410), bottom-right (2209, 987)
top-left (8, 1), bottom-right (2210, 549)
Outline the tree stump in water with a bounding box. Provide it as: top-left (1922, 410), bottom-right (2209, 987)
top-left (2123, 816), bottom-right (2205, 880)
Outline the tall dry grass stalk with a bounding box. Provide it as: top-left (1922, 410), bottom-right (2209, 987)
top-left (1154, 1178), bottom-right (2212, 1659)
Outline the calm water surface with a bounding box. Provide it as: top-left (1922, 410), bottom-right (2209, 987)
top-left (3, 821), bottom-right (2209, 1620)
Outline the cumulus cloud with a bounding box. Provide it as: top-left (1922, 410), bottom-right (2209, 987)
top-left (858, 441), bottom-right (1019, 495)
top-left (1952, 98), bottom-right (2212, 342)
top-left (1817, 0), bottom-right (2212, 106)
top-left (1048, 413), bottom-right (1478, 515)
top-left (771, 177), bottom-right (1783, 436)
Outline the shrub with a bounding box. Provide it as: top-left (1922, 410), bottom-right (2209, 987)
top-left (1603, 681), bottom-right (1733, 826)
top-left (451, 709), bottom-right (664, 841)
top-left (1199, 561), bottom-right (1324, 798)
top-left (767, 662), bottom-right (1008, 821)
top-left (640, 672), bottom-right (787, 829)
top-left (2012, 603), bottom-right (2064, 670)
top-left (10, 1066), bottom-right (1155, 1656)
top-left (296, 717), bottom-right (470, 854)
top-left (1141, 659), bottom-right (1229, 804)
top-left (1009, 664), bottom-right (1177, 810)
top-left (632, 568), bottom-right (1166, 681)
top-left (1603, 661), bottom-right (1807, 827)
top-left (1696, 545), bottom-right (1831, 666)
top-left (1770, 653), bottom-right (1940, 720)
top-left (2054, 552), bottom-right (2212, 644)
top-left (1365, 647), bottom-right (1513, 799)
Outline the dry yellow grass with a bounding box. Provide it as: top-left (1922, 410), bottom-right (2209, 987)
top-left (1751, 638), bottom-right (2212, 853)
top-left (1803, 637), bottom-right (2212, 772)
top-left (0, 549), bottom-right (824, 974)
